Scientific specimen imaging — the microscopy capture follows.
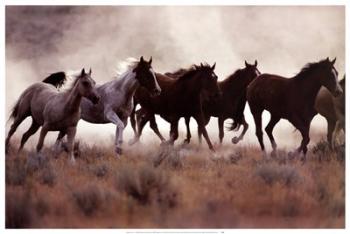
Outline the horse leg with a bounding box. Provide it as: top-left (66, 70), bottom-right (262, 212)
top-left (54, 130), bottom-right (67, 154)
top-left (194, 114), bottom-right (214, 151)
top-left (105, 109), bottom-right (125, 156)
top-left (218, 118), bottom-right (224, 144)
top-left (232, 117), bottom-right (249, 144)
top-left (149, 114), bottom-right (166, 142)
top-left (292, 117), bottom-right (311, 163)
top-left (5, 115), bottom-right (27, 153)
top-left (251, 109), bottom-right (265, 153)
top-left (265, 115), bottom-right (280, 154)
top-left (36, 124), bottom-right (49, 153)
top-left (331, 120), bottom-right (342, 149)
top-left (19, 120), bottom-right (40, 151)
top-left (184, 117), bottom-right (191, 144)
top-left (129, 109), bottom-right (149, 145)
top-left (130, 105), bottom-right (137, 136)
top-left (197, 127), bottom-right (202, 144)
top-left (168, 119), bottom-right (179, 145)
top-left (66, 127), bottom-right (77, 164)
top-left (326, 119), bottom-right (336, 149)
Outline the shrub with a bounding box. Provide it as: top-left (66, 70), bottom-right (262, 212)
top-left (72, 184), bottom-right (103, 216)
top-left (6, 190), bottom-right (33, 228)
top-left (6, 158), bottom-right (27, 186)
top-left (116, 164), bottom-right (178, 207)
top-left (255, 163), bottom-right (300, 186)
top-left (40, 164), bottom-right (56, 187)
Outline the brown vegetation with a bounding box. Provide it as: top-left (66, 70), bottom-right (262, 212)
top-left (5, 139), bottom-right (344, 228)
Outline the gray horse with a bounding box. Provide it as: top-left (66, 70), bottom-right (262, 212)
top-left (6, 69), bottom-right (100, 163)
top-left (315, 75), bottom-right (345, 148)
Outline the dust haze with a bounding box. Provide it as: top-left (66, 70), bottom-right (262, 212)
top-left (5, 6), bottom-right (345, 149)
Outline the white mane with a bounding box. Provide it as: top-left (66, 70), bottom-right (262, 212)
top-left (114, 57), bottom-right (139, 79)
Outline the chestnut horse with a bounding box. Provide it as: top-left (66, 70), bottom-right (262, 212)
top-left (130, 63), bottom-right (220, 151)
top-left (247, 58), bottom-right (342, 161)
top-left (315, 75), bottom-right (345, 148)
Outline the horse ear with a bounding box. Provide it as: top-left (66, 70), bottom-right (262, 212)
top-left (149, 56), bottom-right (152, 65)
top-left (81, 68), bottom-right (85, 76)
top-left (89, 68), bottom-right (92, 75)
top-left (200, 62), bottom-right (204, 68)
top-left (254, 60), bottom-right (258, 67)
top-left (245, 60), bottom-right (249, 67)
top-left (326, 57), bottom-right (330, 62)
top-left (331, 57), bottom-right (336, 65)
top-left (140, 56), bottom-right (144, 63)
top-left (211, 62), bottom-right (216, 70)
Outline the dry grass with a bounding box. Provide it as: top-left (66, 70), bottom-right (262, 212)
top-left (5, 139), bottom-right (345, 228)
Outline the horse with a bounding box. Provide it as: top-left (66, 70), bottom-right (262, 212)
top-left (129, 63), bottom-right (220, 151)
top-left (186, 60), bottom-right (261, 145)
top-left (315, 75), bottom-right (345, 149)
top-left (134, 60), bottom-right (261, 145)
top-left (246, 58), bottom-right (343, 162)
top-left (50, 56), bottom-right (161, 156)
top-left (5, 68), bottom-right (100, 163)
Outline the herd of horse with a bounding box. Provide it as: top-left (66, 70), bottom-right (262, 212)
top-left (5, 56), bottom-right (345, 163)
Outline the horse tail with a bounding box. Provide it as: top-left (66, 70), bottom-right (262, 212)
top-left (42, 71), bottom-right (67, 88)
top-left (227, 93), bottom-right (247, 131)
top-left (8, 99), bottom-right (20, 121)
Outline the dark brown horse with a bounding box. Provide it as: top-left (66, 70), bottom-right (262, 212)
top-left (130, 61), bottom-right (260, 146)
top-left (247, 58), bottom-right (343, 161)
top-left (192, 60), bottom-right (261, 144)
top-left (129, 63), bottom-right (220, 151)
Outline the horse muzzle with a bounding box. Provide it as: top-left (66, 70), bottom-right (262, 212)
top-left (333, 86), bottom-right (343, 97)
top-left (150, 88), bottom-right (161, 97)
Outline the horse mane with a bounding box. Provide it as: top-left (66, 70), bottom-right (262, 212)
top-left (177, 63), bottom-right (211, 81)
top-left (114, 57), bottom-right (139, 79)
top-left (294, 59), bottom-right (328, 80)
top-left (164, 68), bottom-right (188, 79)
top-left (42, 71), bottom-right (67, 88)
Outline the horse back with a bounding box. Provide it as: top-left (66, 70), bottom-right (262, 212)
top-left (247, 74), bottom-right (296, 116)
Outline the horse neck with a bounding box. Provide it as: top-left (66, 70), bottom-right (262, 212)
top-left (179, 73), bottom-right (203, 97)
top-left (294, 72), bottom-right (323, 103)
top-left (221, 72), bottom-right (245, 96)
top-left (115, 70), bottom-right (139, 100)
top-left (65, 82), bottom-right (83, 112)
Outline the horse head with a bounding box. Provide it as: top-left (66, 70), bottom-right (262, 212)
top-left (134, 56), bottom-right (161, 97)
top-left (196, 62), bottom-right (220, 100)
top-left (243, 60), bottom-right (261, 81)
top-left (320, 57), bottom-right (343, 97)
top-left (77, 68), bottom-right (100, 104)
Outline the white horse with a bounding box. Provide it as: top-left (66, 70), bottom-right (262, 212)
top-left (53, 56), bottom-right (161, 156)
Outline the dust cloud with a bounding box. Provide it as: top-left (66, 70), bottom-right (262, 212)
top-left (6, 6), bottom-right (345, 150)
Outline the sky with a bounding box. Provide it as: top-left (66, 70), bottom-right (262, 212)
top-left (5, 6), bottom-right (345, 150)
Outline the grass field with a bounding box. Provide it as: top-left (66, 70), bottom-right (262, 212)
top-left (5, 139), bottom-right (345, 228)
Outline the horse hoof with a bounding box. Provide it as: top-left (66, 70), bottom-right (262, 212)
top-left (128, 138), bottom-right (138, 146)
top-left (183, 139), bottom-right (190, 144)
top-left (115, 147), bottom-right (123, 156)
top-left (231, 137), bottom-right (239, 144)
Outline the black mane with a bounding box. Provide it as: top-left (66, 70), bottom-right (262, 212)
top-left (42, 71), bottom-right (67, 88)
top-left (177, 63), bottom-right (212, 81)
top-left (294, 59), bottom-right (329, 80)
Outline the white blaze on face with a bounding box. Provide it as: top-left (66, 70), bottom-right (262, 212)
top-left (150, 68), bottom-right (161, 91)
